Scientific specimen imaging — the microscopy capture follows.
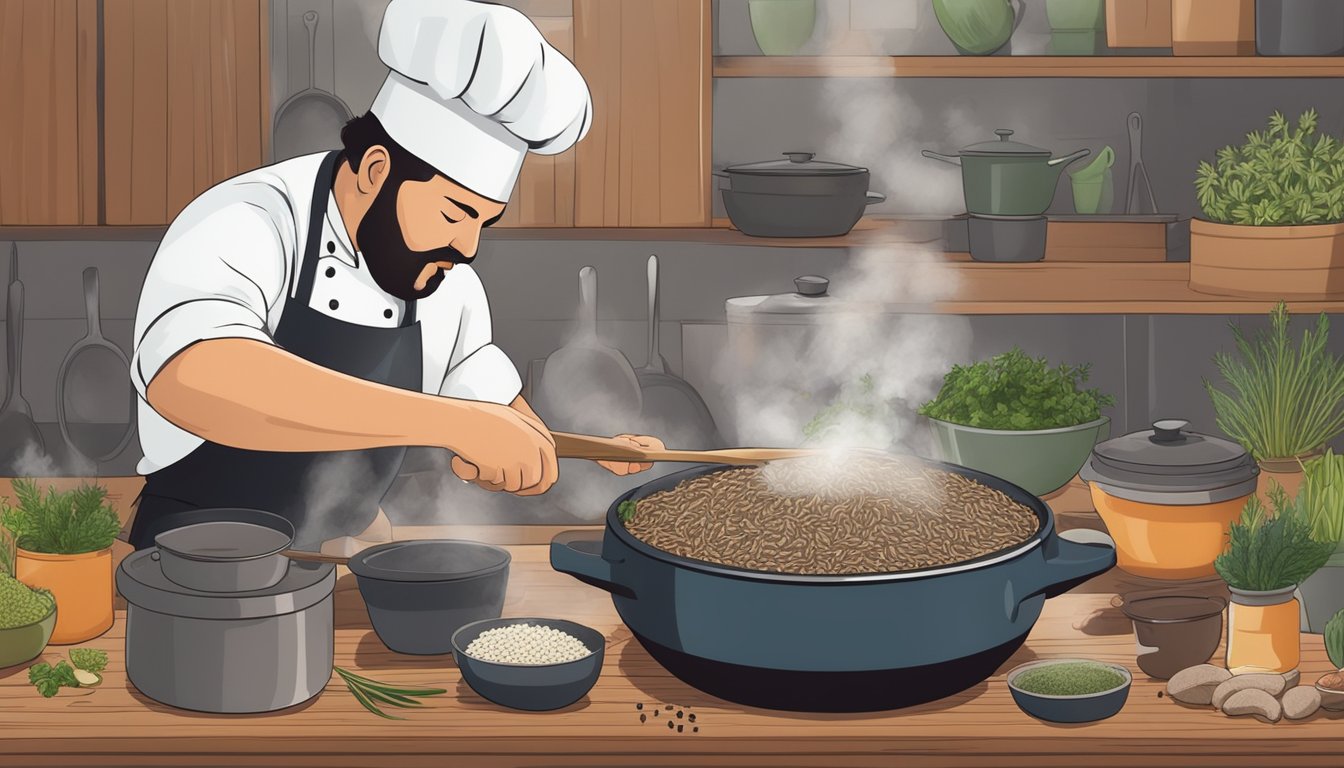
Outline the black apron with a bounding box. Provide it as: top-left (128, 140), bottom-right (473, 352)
top-left (129, 151), bottom-right (423, 550)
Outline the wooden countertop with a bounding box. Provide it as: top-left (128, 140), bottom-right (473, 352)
top-left (0, 539), bottom-right (1340, 767)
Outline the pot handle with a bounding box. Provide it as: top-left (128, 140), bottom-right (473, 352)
top-left (865, 191), bottom-right (886, 205)
top-left (1047, 148), bottom-right (1092, 168)
top-left (1009, 529), bottom-right (1115, 619)
top-left (1009, 0), bottom-right (1026, 34)
top-left (550, 530), bottom-right (636, 599)
top-left (921, 150), bottom-right (961, 166)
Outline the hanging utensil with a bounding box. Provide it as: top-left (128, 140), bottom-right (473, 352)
top-left (56, 267), bottom-right (136, 465)
top-left (272, 10), bottom-right (353, 162)
top-left (0, 244), bottom-right (44, 473)
top-left (552, 432), bottom-right (816, 466)
top-left (1125, 112), bottom-right (1158, 215)
top-left (633, 255), bottom-right (722, 449)
top-left (532, 266), bottom-right (642, 436)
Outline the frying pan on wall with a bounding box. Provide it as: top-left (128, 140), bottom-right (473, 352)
top-left (272, 10), bottom-right (352, 162)
top-left (56, 267), bottom-right (136, 465)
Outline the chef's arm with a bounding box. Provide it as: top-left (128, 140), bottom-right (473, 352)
top-left (506, 395), bottom-right (662, 476)
top-left (148, 339), bottom-right (554, 486)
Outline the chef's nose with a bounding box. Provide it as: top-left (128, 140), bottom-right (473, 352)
top-left (451, 222), bottom-right (483, 260)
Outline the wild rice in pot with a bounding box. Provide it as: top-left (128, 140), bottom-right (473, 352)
top-left (622, 455), bottom-right (1039, 576)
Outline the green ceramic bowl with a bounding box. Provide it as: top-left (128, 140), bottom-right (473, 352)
top-left (0, 596), bottom-right (56, 669)
top-left (928, 416), bottom-right (1110, 497)
top-left (748, 0), bottom-right (816, 55)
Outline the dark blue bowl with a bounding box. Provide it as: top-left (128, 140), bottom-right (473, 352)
top-left (451, 618), bottom-right (605, 712)
top-left (1007, 659), bottom-right (1132, 723)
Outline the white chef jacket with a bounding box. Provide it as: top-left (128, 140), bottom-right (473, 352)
top-left (131, 152), bottom-right (522, 475)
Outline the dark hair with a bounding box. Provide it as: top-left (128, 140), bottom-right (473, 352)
top-left (338, 112), bottom-right (439, 183)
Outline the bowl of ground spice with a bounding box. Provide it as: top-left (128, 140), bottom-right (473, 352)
top-left (0, 573), bottom-right (56, 668)
top-left (1006, 658), bottom-right (1132, 723)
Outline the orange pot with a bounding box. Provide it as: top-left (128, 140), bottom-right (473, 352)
top-left (1091, 486), bottom-right (1249, 580)
top-left (16, 547), bottom-right (114, 644)
top-left (1189, 219), bottom-right (1344, 300)
top-left (1226, 587), bottom-right (1299, 675)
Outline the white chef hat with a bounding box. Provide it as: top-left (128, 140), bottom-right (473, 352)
top-left (371, 0), bottom-right (593, 202)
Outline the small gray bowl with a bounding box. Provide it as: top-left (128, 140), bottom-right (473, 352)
top-left (1007, 658), bottom-right (1132, 723)
top-left (451, 617), bottom-right (605, 711)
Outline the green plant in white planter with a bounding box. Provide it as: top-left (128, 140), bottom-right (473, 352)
top-left (916, 348), bottom-right (1114, 497)
top-left (1297, 450), bottom-right (1344, 632)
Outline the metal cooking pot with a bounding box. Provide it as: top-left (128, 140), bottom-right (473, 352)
top-left (153, 508), bottom-right (297, 593)
top-left (118, 548), bottom-right (335, 714)
top-left (923, 130), bottom-right (1090, 216)
top-left (550, 460), bottom-right (1115, 712)
top-left (717, 152), bottom-right (886, 237)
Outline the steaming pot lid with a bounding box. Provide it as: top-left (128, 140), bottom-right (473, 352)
top-left (117, 548), bottom-right (335, 620)
top-left (723, 152), bottom-right (867, 177)
top-left (1080, 419), bottom-right (1259, 504)
top-left (726, 276), bottom-right (885, 325)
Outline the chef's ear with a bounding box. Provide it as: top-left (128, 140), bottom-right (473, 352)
top-left (355, 145), bottom-right (393, 196)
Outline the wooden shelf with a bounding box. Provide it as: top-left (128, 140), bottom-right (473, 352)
top-left (713, 55), bottom-right (1344, 78)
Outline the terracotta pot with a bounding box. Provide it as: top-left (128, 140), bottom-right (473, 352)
top-left (16, 547), bottom-right (114, 644)
top-left (1172, 0), bottom-right (1255, 55)
top-left (1226, 586), bottom-right (1299, 675)
top-left (1189, 219), bottom-right (1344, 299)
top-left (1106, 0), bottom-right (1172, 47)
top-left (1254, 455), bottom-right (1316, 508)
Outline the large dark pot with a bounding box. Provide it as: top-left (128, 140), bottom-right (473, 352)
top-left (550, 460), bottom-right (1115, 712)
top-left (1256, 0), bottom-right (1344, 55)
top-left (717, 152), bottom-right (885, 238)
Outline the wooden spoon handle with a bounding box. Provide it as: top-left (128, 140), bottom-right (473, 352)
top-left (282, 549), bottom-right (350, 565)
top-left (551, 432), bottom-right (815, 466)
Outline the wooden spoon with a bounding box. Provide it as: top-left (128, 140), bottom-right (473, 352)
top-left (281, 549), bottom-right (351, 565)
top-left (552, 432), bottom-right (817, 466)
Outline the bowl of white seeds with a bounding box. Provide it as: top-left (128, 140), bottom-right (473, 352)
top-left (451, 617), bottom-right (605, 711)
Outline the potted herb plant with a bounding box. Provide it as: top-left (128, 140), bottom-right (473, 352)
top-left (1215, 483), bottom-right (1334, 675)
top-left (1190, 109), bottom-right (1344, 299)
top-left (0, 480), bottom-right (121, 644)
top-left (1205, 302), bottom-right (1344, 504)
top-left (917, 348), bottom-right (1113, 497)
top-left (1299, 450), bottom-right (1344, 633)
top-left (1317, 609), bottom-right (1344, 710)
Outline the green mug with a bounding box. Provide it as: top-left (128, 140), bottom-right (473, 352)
top-left (748, 0), bottom-right (817, 55)
top-left (1071, 168), bottom-right (1114, 214)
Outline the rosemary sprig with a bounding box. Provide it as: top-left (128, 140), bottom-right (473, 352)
top-left (334, 666), bottom-right (447, 720)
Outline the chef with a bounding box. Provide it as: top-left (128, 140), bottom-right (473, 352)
top-left (128, 0), bottom-right (662, 553)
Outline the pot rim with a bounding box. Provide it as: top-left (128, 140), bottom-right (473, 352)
top-left (927, 415), bottom-right (1110, 437)
top-left (1006, 658), bottom-right (1133, 700)
top-left (1227, 585), bottom-right (1299, 603)
top-left (17, 546), bottom-right (113, 561)
top-left (1191, 217), bottom-right (1344, 235)
top-left (605, 458), bottom-right (1053, 585)
top-left (348, 539), bottom-right (512, 584)
top-left (1121, 594), bottom-right (1227, 624)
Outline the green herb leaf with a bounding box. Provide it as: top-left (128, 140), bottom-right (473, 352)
top-left (1326, 609), bottom-right (1344, 671)
top-left (1214, 482), bottom-right (1336, 591)
top-left (1, 480), bottom-right (120, 555)
top-left (28, 660), bottom-right (80, 698)
top-left (617, 500), bottom-right (637, 524)
top-left (916, 348), bottom-right (1113, 431)
top-left (68, 648), bottom-right (108, 674)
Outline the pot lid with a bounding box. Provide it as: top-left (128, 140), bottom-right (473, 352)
top-left (726, 276), bottom-right (887, 325)
top-left (117, 548), bottom-right (334, 620)
top-left (348, 539), bottom-right (510, 583)
top-left (960, 129), bottom-right (1051, 157)
top-left (1080, 419), bottom-right (1259, 503)
top-left (724, 152), bottom-right (867, 177)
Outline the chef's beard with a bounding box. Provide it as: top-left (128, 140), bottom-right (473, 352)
top-left (357, 178), bottom-right (472, 301)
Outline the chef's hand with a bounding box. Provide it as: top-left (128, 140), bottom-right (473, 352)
top-left (597, 434), bottom-right (664, 476)
top-left (449, 403), bottom-right (558, 496)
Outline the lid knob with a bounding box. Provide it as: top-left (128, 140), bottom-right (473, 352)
top-left (794, 275), bottom-right (829, 296)
top-left (995, 129), bottom-right (1014, 141)
top-left (1151, 419), bottom-right (1191, 444)
top-left (784, 152), bottom-right (815, 163)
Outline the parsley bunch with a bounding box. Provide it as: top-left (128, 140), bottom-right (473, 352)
top-left (0, 480), bottom-right (121, 555)
top-left (918, 348), bottom-right (1113, 431)
top-left (1195, 109), bottom-right (1344, 225)
top-left (1215, 482), bottom-right (1335, 592)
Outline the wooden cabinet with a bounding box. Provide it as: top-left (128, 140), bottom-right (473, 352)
top-left (103, 0), bottom-right (268, 225)
top-left (573, 0), bottom-right (713, 227)
top-left (0, 0), bottom-right (99, 225)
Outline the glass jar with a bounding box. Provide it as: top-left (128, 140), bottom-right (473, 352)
top-left (1226, 586), bottom-right (1300, 675)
